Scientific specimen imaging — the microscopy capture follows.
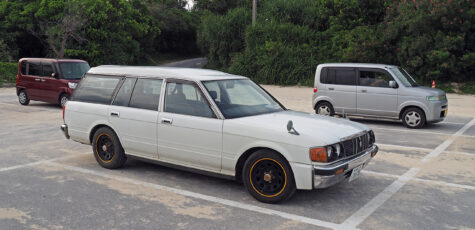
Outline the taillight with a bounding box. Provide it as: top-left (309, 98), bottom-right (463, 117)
top-left (62, 105), bottom-right (65, 121)
top-left (313, 88), bottom-right (318, 93)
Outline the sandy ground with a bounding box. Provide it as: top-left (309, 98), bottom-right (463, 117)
top-left (262, 85), bottom-right (475, 117)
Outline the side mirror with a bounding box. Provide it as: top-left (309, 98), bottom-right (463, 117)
top-left (389, 80), bottom-right (398, 88)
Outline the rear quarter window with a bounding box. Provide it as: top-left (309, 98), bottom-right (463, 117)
top-left (320, 67), bottom-right (356, 85)
top-left (72, 75), bottom-right (121, 105)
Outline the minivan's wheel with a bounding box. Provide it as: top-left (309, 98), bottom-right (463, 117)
top-left (92, 127), bottom-right (127, 169)
top-left (18, 90), bottom-right (30, 105)
top-left (59, 94), bottom-right (69, 107)
top-left (243, 149), bottom-right (296, 203)
top-left (402, 108), bottom-right (426, 129)
top-left (315, 102), bottom-right (335, 116)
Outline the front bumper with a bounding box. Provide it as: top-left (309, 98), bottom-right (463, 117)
top-left (60, 124), bottom-right (70, 139)
top-left (426, 99), bottom-right (448, 122)
top-left (313, 145), bottom-right (378, 189)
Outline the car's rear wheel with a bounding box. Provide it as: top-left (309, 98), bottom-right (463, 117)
top-left (243, 149), bottom-right (296, 203)
top-left (59, 93), bottom-right (69, 107)
top-left (315, 102), bottom-right (334, 116)
top-left (92, 127), bottom-right (127, 169)
top-left (18, 90), bottom-right (30, 105)
top-left (402, 107), bottom-right (426, 129)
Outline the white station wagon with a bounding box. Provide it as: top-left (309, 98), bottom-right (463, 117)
top-left (61, 66), bottom-right (378, 203)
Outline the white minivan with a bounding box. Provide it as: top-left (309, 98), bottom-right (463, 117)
top-left (61, 66), bottom-right (378, 203)
top-left (312, 63), bottom-right (448, 128)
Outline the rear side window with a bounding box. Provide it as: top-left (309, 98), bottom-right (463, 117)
top-left (321, 68), bottom-right (356, 86)
top-left (113, 78), bottom-right (136, 107)
top-left (72, 75), bottom-right (121, 104)
top-left (42, 63), bottom-right (54, 77)
top-left (28, 62), bottom-right (42, 76)
top-left (129, 78), bottom-right (163, 111)
top-left (21, 61), bottom-right (27, 74)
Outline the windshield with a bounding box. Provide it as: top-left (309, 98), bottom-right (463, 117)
top-left (390, 67), bottom-right (419, 87)
top-left (59, 62), bottom-right (90, 79)
top-left (202, 79), bottom-right (284, 119)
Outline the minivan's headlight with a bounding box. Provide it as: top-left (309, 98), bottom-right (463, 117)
top-left (68, 82), bottom-right (78, 89)
top-left (427, 95), bottom-right (446, 101)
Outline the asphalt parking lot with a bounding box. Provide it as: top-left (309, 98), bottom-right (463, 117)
top-left (0, 86), bottom-right (474, 230)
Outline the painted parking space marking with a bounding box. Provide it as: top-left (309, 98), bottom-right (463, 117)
top-left (372, 126), bottom-right (475, 138)
top-left (0, 155), bottom-right (78, 172)
top-left (377, 143), bottom-right (474, 156)
top-left (342, 117), bottom-right (475, 228)
top-left (44, 162), bottom-right (342, 229)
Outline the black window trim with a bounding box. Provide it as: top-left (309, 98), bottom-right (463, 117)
top-left (357, 68), bottom-right (394, 88)
top-left (163, 78), bottom-right (219, 119)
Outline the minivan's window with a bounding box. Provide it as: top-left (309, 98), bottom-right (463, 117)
top-left (72, 75), bottom-right (120, 104)
top-left (59, 62), bottom-right (90, 79)
top-left (129, 79), bottom-right (163, 111)
top-left (28, 62), bottom-right (42, 76)
top-left (359, 70), bottom-right (393, 88)
top-left (21, 61), bottom-right (27, 75)
top-left (203, 79), bottom-right (284, 119)
top-left (390, 67), bottom-right (419, 87)
top-left (165, 81), bottom-right (215, 118)
top-left (42, 63), bottom-right (54, 77)
top-left (321, 68), bottom-right (356, 85)
top-left (113, 78), bottom-right (136, 107)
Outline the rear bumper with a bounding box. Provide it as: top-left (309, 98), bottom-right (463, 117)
top-left (60, 124), bottom-right (70, 139)
top-left (313, 145), bottom-right (378, 189)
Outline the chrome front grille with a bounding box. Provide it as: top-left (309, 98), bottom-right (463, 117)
top-left (342, 131), bottom-right (375, 157)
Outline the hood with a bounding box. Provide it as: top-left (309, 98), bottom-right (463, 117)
top-left (403, 86), bottom-right (445, 97)
top-left (224, 110), bottom-right (370, 147)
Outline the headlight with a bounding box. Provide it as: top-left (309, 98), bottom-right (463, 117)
top-left (427, 95), bottom-right (446, 101)
top-left (68, 82), bottom-right (78, 89)
top-left (333, 144), bottom-right (342, 157)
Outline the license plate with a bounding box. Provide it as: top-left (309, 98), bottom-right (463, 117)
top-left (349, 165), bottom-right (363, 182)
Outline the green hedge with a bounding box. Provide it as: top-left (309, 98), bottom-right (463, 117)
top-left (198, 0), bottom-right (475, 86)
top-left (0, 62), bottom-right (17, 84)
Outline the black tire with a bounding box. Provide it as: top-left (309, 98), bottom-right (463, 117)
top-left (315, 101), bottom-right (335, 116)
top-left (18, 90), bottom-right (30, 105)
top-left (402, 107), bottom-right (426, 129)
top-left (242, 149), bottom-right (296, 203)
top-left (59, 93), bottom-right (69, 107)
top-left (92, 127), bottom-right (127, 169)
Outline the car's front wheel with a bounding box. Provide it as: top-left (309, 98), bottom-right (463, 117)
top-left (59, 93), bottom-right (69, 107)
top-left (243, 149), bottom-right (296, 203)
top-left (18, 90), bottom-right (30, 105)
top-left (402, 107), bottom-right (426, 129)
top-left (92, 127), bottom-right (127, 169)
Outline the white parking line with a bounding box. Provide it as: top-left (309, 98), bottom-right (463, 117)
top-left (372, 126), bottom-right (475, 139)
top-left (362, 170), bottom-right (475, 190)
top-left (45, 162), bottom-right (342, 229)
top-left (0, 155), bottom-right (78, 172)
top-left (377, 143), bottom-right (474, 156)
top-left (342, 117), bottom-right (475, 228)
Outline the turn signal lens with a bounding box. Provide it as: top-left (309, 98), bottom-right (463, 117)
top-left (313, 88), bottom-right (318, 93)
top-left (62, 105), bottom-right (65, 121)
top-left (310, 148), bottom-right (327, 162)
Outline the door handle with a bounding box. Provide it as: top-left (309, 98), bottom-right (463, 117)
top-left (361, 90), bottom-right (367, 93)
top-left (110, 111), bottom-right (120, 117)
top-left (161, 118), bottom-right (173, 124)
top-left (328, 87), bottom-right (334, 90)
top-left (35, 78), bottom-right (41, 81)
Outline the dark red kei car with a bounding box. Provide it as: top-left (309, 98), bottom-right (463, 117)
top-left (16, 58), bottom-right (90, 107)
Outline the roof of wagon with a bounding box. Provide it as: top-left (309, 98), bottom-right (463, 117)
top-left (317, 63), bottom-right (399, 69)
top-left (87, 65), bottom-right (247, 81)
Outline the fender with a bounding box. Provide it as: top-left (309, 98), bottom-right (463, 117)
top-left (86, 120), bottom-right (123, 145)
top-left (398, 100), bottom-right (429, 118)
top-left (313, 95), bottom-right (335, 109)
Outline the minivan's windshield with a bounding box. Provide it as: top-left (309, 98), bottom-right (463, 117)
top-left (390, 67), bottom-right (419, 87)
top-left (59, 62), bottom-right (90, 79)
top-left (203, 79), bottom-right (284, 119)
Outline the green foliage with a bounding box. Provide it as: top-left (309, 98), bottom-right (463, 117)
top-left (0, 0), bottom-right (198, 66)
top-left (0, 62), bottom-right (17, 84)
top-left (198, 0), bottom-right (474, 86)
